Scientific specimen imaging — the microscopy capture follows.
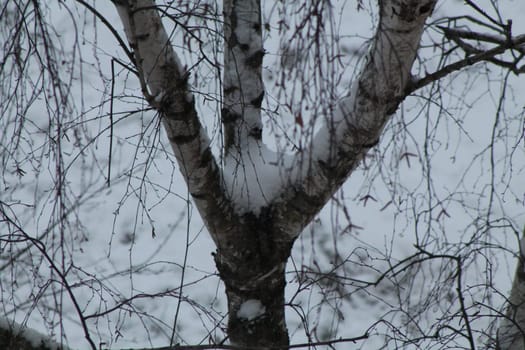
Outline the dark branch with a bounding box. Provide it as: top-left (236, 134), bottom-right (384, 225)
top-left (407, 33), bottom-right (525, 94)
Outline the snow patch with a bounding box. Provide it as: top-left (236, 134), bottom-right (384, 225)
top-left (310, 82), bottom-right (358, 164)
top-left (0, 316), bottom-right (71, 350)
top-left (237, 299), bottom-right (266, 321)
top-left (154, 90), bottom-right (165, 103)
top-left (223, 141), bottom-right (294, 215)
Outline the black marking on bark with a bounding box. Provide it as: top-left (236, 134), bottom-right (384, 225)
top-left (212, 202), bottom-right (293, 348)
top-left (221, 108), bottom-right (240, 123)
top-left (168, 131), bottom-right (199, 144)
top-left (249, 127), bottom-right (262, 140)
top-left (239, 43), bottom-right (250, 51)
top-left (386, 104), bottom-right (398, 115)
top-left (250, 91), bottom-right (264, 108)
top-left (257, 207), bottom-right (277, 260)
top-left (386, 95), bottom-right (405, 115)
top-left (317, 158), bottom-right (354, 188)
top-left (317, 159), bottom-right (335, 174)
top-left (391, 6), bottom-right (398, 16)
top-left (227, 1), bottom-right (238, 48)
top-left (228, 32), bottom-right (239, 47)
top-left (224, 86), bottom-right (238, 95)
top-left (135, 33), bottom-right (150, 41)
top-left (245, 50), bottom-right (265, 68)
top-left (361, 138), bottom-right (380, 148)
top-left (390, 27), bottom-right (413, 34)
top-left (190, 191), bottom-right (207, 199)
top-left (419, 2), bottom-right (435, 15)
top-left (199, 148), bottom-right (213, 168)
top-left (214, 208), bottom-right (293, 288)
top-left (518, 258), bottom-right (525, 281)
top-left (230, 1), bottom-right (238, 29)
top-left (358, 79), bottom-right (380, 104)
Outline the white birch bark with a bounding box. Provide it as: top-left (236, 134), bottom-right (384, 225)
top-left (273, 0), bottom-right (438, 238)
top-left (222, 0), bottom-right (265, 152)
top-left (113, 0), bottom-right (235, 248)
top-left (114, 0), bottom-right (438, 238)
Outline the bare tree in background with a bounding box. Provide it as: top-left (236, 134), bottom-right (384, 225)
top-left (1, 0), bottom-right (525, 349)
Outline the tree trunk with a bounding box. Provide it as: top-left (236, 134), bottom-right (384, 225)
top-left (112, 1), bottom-right (439, 348)
top-left (219, 262), bottom-right (288, 349)
top-left (498, 235), bottom-right (525, 350)
top-left (213, 211), bottom-right (294, 349)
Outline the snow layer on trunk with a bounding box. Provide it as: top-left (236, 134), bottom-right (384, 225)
top-left (237, 299), bottom-right (266, 321)
top-left (222, 141), bottom-right (293, 215)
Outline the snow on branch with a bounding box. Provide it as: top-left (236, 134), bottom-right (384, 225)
top-left (272, 0), bottom-right (438, 238)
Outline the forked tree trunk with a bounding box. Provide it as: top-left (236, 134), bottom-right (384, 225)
top-left (112, 0), bottom-right (440, 348)
top-left (5, 1), bottom-right (525, 349)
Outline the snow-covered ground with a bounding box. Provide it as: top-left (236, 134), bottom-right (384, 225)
top-left (1, 0), bottom-right (525, 349)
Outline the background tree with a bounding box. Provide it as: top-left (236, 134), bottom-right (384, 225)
top-left (1, 0), bottom-right (525, 349)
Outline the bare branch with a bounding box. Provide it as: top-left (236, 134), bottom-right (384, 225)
top-left (74, 0), bottom-right (135, 65)
top-left (120, 333), bottom-right (368, 350)
top-left (0, 202), bottom-right (97, 350)
top-left (407, 33), bottom-right (525, 94)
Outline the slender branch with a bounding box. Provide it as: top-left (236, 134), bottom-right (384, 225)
top-left (407, 33), bottom-right (525, 94)
top-left (0, 182), bottom-right (116, 272)
top-left (169, 197), bottom-right (192, 346)
top-left (0, 203), bottom-right (97, 350)
top-left (454, 256), bottom-right (476, 350)
top-left (117, 333), bottom-right (368, 350)
top-left (75, 0), bottom-right (135, 64)
top-left (463, 0), bottom-right (504, 28)
top-left (439, 26), bottom-right (508, 45)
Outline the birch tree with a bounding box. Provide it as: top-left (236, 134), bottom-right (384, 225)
top-left (112, 0), bottom-right (438, 347)
top-left (2, 0), bottom-right (525, 349)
